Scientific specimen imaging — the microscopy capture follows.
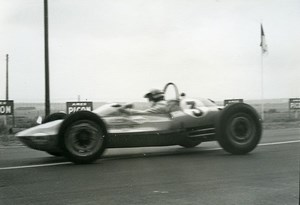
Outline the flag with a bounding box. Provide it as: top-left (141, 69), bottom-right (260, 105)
top-left (260, 24), bottom-right (268, 53)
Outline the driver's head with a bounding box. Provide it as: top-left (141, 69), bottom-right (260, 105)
top-left (144, 89), bottom-right (165, 102)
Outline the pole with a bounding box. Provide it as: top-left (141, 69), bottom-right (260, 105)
top-left (44, 0), bottom-right (50, 116)
top-left (261, 52), bottom-right (264, 121)
top-left (4, 55), bottom-right (9, 127)
top-left (6, 54), bottom-right (9, 100)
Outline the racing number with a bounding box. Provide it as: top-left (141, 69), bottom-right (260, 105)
top-left (186, 101), bottom-right (203, 117)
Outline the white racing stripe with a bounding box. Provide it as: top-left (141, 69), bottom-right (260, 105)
top-left (1, 140), bottom-right (299, 170)
top-left (259, 140), bottom-right (300, 146)
top-left (0, 162), bottom-right (71, 170)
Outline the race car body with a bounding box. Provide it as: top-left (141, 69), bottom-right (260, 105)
top-left (16, 83), bottom-right (262, 164)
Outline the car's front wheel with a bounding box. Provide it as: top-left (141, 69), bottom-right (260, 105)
top-left (46, 151), bottom-right (62, 157)
top-left (59, 111), bottom-right (107, 164)
top-left (42, 112), bottom-right (67, 123)
top-left (42, 112), bottom-right (67, 157)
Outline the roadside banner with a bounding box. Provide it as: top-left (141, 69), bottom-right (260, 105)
top-left (289, 98), bottom-right (300, 110)
top-left (0, 100), bottom-right (14, 115)
top-left (224, 99), bottom-right (243, 106)
top-left (289, 98), bottom-right (300, 119)
top-left (66, 102), bottom-right (93, 114)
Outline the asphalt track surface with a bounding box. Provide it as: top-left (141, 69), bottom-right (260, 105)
top-left (0, 128), bottom-right (299, 205)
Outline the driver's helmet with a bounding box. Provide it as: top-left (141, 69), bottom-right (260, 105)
top-left (144, 89), bottom-right (165, 102)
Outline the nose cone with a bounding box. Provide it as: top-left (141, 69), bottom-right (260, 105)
top-left (15, 120), bottom-right (63, 137)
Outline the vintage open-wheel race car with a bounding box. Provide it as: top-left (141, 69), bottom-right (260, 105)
top-left (16, 83), bottom-right (262, 164)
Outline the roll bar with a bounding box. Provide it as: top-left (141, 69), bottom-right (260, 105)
top-left (163, 82), bottom-right (180, 100)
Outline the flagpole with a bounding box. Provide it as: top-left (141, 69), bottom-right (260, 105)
top-left (261, 51), bottom-right (264, 121)
top-left (260, 23), bottom-right (267, 121)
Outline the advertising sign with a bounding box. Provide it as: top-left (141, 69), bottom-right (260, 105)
top-left (0, 100), bottom-right (14, 115)
top-left (66, 102), bottom-right (93, 114)
top-left (224, 99), bottom-right (243, 106)
top-left (289, 98), bottom-right (300, 110)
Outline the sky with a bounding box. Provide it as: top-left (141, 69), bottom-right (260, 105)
top-left (0, 0), bottom-right (299, 103)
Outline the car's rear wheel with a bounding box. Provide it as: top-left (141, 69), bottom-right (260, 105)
top-left (59, 111), bottom-right (107, 164)
top-left (217, 103), bottom-right (262, 154)
top-left (179, 138), bottom-right (201, 148)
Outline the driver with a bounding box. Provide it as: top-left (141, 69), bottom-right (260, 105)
top-left (119, 89), bottom-right (169, 115)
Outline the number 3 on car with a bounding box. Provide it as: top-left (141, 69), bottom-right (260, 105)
top-left (181, 99), bottom-right (208, 118)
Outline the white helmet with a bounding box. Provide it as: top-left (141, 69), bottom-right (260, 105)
top-left (144, 89), bottom-right (165, 101)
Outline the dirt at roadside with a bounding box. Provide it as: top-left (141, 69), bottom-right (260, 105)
top-left (263, 121), bottom-right (300, 130)
top-left (0, 134), bottom-right (22, 147)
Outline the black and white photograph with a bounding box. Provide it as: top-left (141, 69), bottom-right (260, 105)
top-left (0, 0), bottom-right (299, 204)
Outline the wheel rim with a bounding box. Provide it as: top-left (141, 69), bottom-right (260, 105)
top-left (227, 114), bottom-right (255, 146)
top-left (65, 120), bottom-right (104, 157)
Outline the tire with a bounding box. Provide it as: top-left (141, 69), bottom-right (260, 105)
top-left (58, 111), bottom-right (107, 164)
top-left (216, 103), bottom-right (262, 155)
top-left (43, 112), bottom-right (67, 124)
top-left (179, 139), bottom-right (201, 148)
